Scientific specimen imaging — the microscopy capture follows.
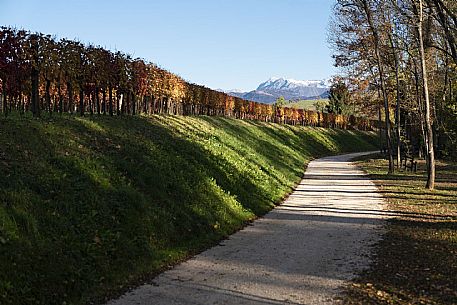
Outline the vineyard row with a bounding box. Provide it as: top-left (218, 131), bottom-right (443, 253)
top-left (0, 27), bottom-right (377, 130)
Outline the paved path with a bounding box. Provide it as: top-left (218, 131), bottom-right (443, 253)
top-left (107, 151), bottom-right (388, 305)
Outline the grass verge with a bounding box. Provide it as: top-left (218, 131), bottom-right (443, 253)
top-left (343, 154), bottom-right (457, 304)
top-left (0, 113), bottom-right (378, 305)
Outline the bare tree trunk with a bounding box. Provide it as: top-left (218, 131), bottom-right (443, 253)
top-left (418, 0), bottom-right (435, 189)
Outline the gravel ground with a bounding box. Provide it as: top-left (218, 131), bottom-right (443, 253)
top-left (106, 151), bottom-right (389, 305)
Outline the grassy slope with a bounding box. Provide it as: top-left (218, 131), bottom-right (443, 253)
top-left (0, 114), bottom-right (378, 305)
top-left (344, 155), bottom-right (457, 304)
top-left (286, 99), bottom-right (328, 110)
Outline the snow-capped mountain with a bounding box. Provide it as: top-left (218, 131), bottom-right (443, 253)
top-left (225, 77), bottom-right (330, 104)
top-left (257, 77), bottom-right (330, 91)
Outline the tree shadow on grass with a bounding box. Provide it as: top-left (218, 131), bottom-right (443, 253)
top-left (0, 114), bottom-right (311, 305)
top-left (346, 217), bottom-right (457, 304)
top-left (345, 156), bottom-right (457, 304)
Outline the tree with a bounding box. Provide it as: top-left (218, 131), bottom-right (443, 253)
top-left (360, 0), bottom-right (395, 173)
top-left (330, 0), bottom-right (453, 188)
top-left (332, 0), bottom-right (395, 173)
top-left (275, 96), bottom-right (286, 107)
top-left (416, 0), bottom-right (436, 189)
top-left (0, 26), bottom-right (381, 133)
top-left (327, 81), bottom-right (350, 114)
top-left (313, 100), bottom-right (327, 113)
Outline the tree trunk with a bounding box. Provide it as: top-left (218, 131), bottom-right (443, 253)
top-left (79, 88), bottom-right (84, 116)
top-left (2, 91), bottom-right (7, 117)
top-left (162, 97), bottom-right (168, 114)
top-left (125, 92), bottom-right (130, 114)
top-left (102, 88), bottom-right (107, 115)
top-left (143, 96), bottom-right (148, 114)
top-left (117, 92), bottom-right (121, 115)
top-left (391, 35), bottom-right (402, 168)
top-left (122, 92), bottom-right (127, 114)
top-left (378, 105), bottom-right (383, 153)
top-left (30, 37), bottom-right (40, 118)
top-left (109, 86), bottom-right (113, 116)
top-left (374, 85), bottom-right (384, 154)
top-left (362, 0), bottom-right (394, 173)
top-left (95, 87), bottom-right (100, 115)
top-left (58, 80), bottom-right (63, 114)
top-left (31, 66), bottom-right (40, 117)
top-left (411, 60), bottom-right (426, 159)
top-left (68, 82), bottom-right (73, 114)
top-left (20, 93), bottom-right (24, 114)
top-left (418, 0), bottom-right (435, 189)
top-left (89, 91), bottom-right (94, 115)
top-left (46, 79), bottom-right (52, 115)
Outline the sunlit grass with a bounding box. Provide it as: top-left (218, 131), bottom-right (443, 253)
top-left (0, 113), bottom-right (378, 305)
top-left (286, 99), bottom-right (329, 110)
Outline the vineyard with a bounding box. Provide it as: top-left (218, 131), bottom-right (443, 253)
top-left (0, 27), bottom-right (376, 130)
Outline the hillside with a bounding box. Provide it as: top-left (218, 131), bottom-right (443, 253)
top-left (0, 114), bottom-right (378, 305)
top-left (285, 99), bottom-right (329, 111)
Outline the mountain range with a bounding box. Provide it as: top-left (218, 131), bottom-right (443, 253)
top-left (223, 77), bottom-right (331, 104)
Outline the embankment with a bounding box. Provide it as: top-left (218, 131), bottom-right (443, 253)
top-left (0, 114), bottom-right (378, 305)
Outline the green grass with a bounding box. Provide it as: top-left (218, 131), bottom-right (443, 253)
top-left (0, 113), bottom-right (378, 305)
top-left (285, 99), bottom-right (328, 110)
top-left (344, 155), bottom-right (457, 304)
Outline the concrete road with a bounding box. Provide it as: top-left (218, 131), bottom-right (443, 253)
top-left (106, 151), bottom-right (388, 305)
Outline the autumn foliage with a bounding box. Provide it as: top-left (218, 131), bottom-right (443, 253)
top-left (0, 27), bottom-right (375, 130)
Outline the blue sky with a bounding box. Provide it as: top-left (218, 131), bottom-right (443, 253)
top-left (1, 0), bottom-right (336, 91)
